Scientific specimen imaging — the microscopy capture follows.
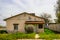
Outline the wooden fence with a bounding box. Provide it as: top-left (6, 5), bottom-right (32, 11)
top-left (48, 23), bottom-right (60, 32)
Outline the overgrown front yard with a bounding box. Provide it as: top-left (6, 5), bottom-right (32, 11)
top-left (0, 28), bottom-right (60, 40)
top-left (1, 33), bottom-right (60, 40)
top-left (0, 33), bottom-right (35, 40)
top-left (39, 28), bottom-right (60, 40)
top-left (39, 33), bottom-right (60, 40)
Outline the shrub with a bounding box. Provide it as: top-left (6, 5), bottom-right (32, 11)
top-left (0, 30), bottom-right (8, 34)
top-left (44, 28), bottom-right (55, 34)
top-left (39, 28), bottom-right (60, 39)
top-left (25, 26), bottom-right (34, 33)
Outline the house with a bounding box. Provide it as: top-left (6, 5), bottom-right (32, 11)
top-left (4, 12), bottom-right (45, 33)
top-left (0, 26), bottom-right (6, 30)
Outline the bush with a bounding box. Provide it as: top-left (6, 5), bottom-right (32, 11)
top-left (44, 28), bottom-right (55, 34)
top-left (0, 30), bottom-right (8, 34)
top-left (39, 28), bottom-right (60, 39)
top-left (25, 26), bottom-right (34, 33)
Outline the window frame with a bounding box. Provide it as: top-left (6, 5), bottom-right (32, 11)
top-left (13, 24), bottom-right (19, 30)
top-left (28, 17), bottom-right (31, 21)
top-left (38, 24), bottom-right (43, 29)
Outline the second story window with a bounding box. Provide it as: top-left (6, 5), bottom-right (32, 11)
top-left (34, 18), bottom-right (36, 21)
top-left (28, 17), bottom-right (31, 21)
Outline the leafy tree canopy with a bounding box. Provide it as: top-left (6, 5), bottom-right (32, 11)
top-left (56, 12), bottom-right (60, 23)
top-left (40, 13), bottom-right (52, 23)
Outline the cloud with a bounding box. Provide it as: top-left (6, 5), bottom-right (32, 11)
top-left (0, 0), bottom-right (57, 26)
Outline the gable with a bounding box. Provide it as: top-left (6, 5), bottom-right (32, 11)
top-left (5, 13), bottom-right (26, 21)
top-left (4, 12), bottom-right (44, 21)
top-left (25, 14), bottom-right (44, 22)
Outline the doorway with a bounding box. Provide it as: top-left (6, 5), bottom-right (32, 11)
top-left (38, 24), bottom-right (43, 29)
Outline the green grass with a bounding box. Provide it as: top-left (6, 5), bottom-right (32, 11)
top-left (39, 28), bottom-right (60, 40)
top-left (11, 32), bottom-right (35, 39)
top-left (0, 28), bottom-right (60, 40)
top-left (0, 34), bottom-right (16, 40)
top-left (44, 28), bottom-right (55, 34)
top-left (0, 32), bottom-right (35, 40)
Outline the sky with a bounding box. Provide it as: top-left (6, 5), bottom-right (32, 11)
top-left (0, 0), bottom-right (57, 26)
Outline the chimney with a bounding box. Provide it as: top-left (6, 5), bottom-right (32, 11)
top-left (30, 13), bottom-right (35, 16)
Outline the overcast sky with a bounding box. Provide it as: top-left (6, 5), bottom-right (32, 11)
top-left (0, 0), bottom-right (57, 26)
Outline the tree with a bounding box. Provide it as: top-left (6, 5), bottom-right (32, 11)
top-left (56, 12), bottom-right (60, 23)
top-left (40, 13), bottom-right (51, 23)
top-left (56, 0), bottom-right (60, 13)
top-left (40, 13), bottom-right (51, 28)
top-left (56, 0), bottom-right (60, 23)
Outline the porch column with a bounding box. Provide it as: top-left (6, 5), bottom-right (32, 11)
top-left (34, 24), bottom-right (38, 33)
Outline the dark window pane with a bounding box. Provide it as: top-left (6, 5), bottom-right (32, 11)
top-left (28, 17), bottom-right (31, 21)
top-left (13, 24), bottom-right (18, 30)
top-left (38, 24), bottom-right (43, 29)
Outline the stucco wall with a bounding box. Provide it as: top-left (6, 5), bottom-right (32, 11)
top-left (25, 14), bottom-right (44, 22)
top-left (5, 13), bottom-right (45, 33)
top-left (25, 14), bottom-right (44, 33)
top-left (6, 14), bottom-right (26, 33)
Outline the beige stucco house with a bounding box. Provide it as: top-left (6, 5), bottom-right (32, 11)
top-left (4, 12), bottom-right (45, 33)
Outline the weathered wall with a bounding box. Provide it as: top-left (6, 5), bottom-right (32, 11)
top-left (25, 14), bottom-right (44, 22)
top-left (5, 13), bottom-right (45, 33)
top-left (6, 14), bottom-right (26, 33)
top-left (25, 14), bottom-right (44, 33)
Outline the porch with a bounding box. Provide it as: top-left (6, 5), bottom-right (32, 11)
top-left (25, 21), bottom-right (45, 33)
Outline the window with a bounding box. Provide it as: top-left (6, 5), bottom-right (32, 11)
top-left (28, 17), bottom-right (31, 21)
top-left (13, 24), bottom-right (18, 30)
top-left (38, 24), bottom-right (43, 29)
top-left (34, 18), bottom-right (36, 21)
